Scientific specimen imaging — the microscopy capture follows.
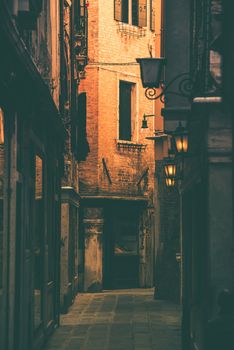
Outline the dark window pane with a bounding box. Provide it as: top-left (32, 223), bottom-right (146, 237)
top-left (122, 0), bottom-right (129, 23)
top-left (119, 81), bottom-right (133, 141)
top-left (77, 93), bottom-right (90, 162)
top-left (132, 0), bottom-right (138, 26)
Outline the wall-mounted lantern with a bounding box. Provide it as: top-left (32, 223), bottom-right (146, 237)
top-left (141, 114), bottom-right (156, 129)
top-left (136, 58), bottom-right (166, 88)
top-left (173, 122), bottom-right (189, 154)
top-left (136, 57), bottom-right (193, 102)
top-left (164, 150), bottom-right (177, 187)
top-left (141, 113), bottom-right (189, 155)
top-left (164, 158), bottom-right (177, 178)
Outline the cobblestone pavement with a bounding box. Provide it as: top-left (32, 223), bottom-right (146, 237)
top-left (44, 289), bottom-right (181, 350)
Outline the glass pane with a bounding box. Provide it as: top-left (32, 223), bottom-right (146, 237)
top-left (119, 81), bottom-right (132, 141)
top-left (34, 155), bottom-right (43, 330)
top-left (0, 107), bottom-right (4, 337)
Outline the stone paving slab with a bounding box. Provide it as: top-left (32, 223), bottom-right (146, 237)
top-left (44, 289), bottom-right (181, 350)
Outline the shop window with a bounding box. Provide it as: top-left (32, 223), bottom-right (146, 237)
top-left (114, 0), bottom-right (147, 27)
top-left (0, 107), bottom-right (5, 339)
top-left (33, 155), bottom-right (44, 330)
top-left (119, 81), bottom-right (135, 141)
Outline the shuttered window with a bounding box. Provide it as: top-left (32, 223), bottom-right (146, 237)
top-left (150, 0), bottom-right (156, 31)
top-left (114, 0), bottom-right (147, 27)
top-left (138, 0), bottom-right (147, 27)
top-left (114, 0), bottom-right (129, 23)
top-left (114, 0), bottom-right (122, 21)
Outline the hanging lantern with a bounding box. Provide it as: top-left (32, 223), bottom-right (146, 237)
top-left (165, 178), bottom-right (176, 187)
top-left (164, 158), bottom-right (177, 178)
top-left (136, 58), bottom-right (166, 88)
top-left (173, 122), bottom-right (189, 154)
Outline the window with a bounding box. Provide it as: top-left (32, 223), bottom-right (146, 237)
top-left (18, 0), bottom-right (43, 30)
top-left (150, 0), bottom-right (156, 31)
top-left (77, 93), bottom-right (90, 162)
top-left (119, 81), bottom-right (135, 141)
top-left (114, 0), bottom-right (147, 27)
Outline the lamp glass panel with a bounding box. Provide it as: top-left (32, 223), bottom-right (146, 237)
top-left (165, 163), bottom-right (176, 177)
top-left (165, 178), bottom-right (175, 187)
top-left (182, 134), bottom-right (188, 152)
top-left (175, 133), bottom-right (188, 153)
top-left (137, 58), bottom-right (165, 88)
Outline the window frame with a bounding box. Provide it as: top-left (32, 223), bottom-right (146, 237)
top-left (118, 80), bottom-right (136, 141)
top-left (114, 0), bottom-right (147, 28)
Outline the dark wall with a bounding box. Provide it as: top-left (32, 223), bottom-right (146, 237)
top-left (164, 0), bottom-right (191, 110)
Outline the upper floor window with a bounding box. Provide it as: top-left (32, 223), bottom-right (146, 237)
top-left (77, 93), bottom-right (90, 162)
top-left (114, 0), bottom-right (147, 27)
top-left (150, 0), bottom-right (156, 31)
top-left (18, 0), bottom-right (43, 30)
top-left (119, 81), bottom-right (136, 141)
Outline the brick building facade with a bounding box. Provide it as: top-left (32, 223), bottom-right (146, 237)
top-left (78, 0), bottom-right (163, 291)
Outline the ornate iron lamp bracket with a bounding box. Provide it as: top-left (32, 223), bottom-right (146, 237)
top-left (145, 73), bottom-right (194, 102)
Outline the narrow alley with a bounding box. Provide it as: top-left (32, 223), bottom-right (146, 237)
top-left (44, 289), bottom-right (181, 350)
top-left (1, 2), bottom-right (233, 350)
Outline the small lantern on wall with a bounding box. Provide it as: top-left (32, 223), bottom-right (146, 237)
top-left (173, 122), bottom-right (189, 154)
top-left (164, 151), bottom-right (176, 187)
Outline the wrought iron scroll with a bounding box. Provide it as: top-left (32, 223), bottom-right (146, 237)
top-left (145, 73), bottom-right (194, 102)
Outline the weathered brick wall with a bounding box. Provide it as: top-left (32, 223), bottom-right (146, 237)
top-left (79, 67), bottom-right (99, 193)
top-left (79, 0), bottom-right (163, 201)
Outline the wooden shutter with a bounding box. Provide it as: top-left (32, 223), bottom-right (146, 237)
top-left (150, 0), bottom-right (156, 31)
top-left (138, 0), bottom-right (147, 27)
top-left (114, 0), bottom-right (122, 21)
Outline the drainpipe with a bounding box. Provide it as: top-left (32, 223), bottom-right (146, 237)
top-left (60, 0), bottom-right (65, 119)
